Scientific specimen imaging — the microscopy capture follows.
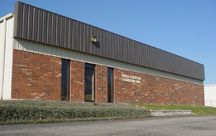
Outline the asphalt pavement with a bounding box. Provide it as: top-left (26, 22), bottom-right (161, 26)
top-left (0, 116), bottom-right (216, 136)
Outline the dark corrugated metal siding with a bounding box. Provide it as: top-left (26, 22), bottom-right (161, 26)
top-left (13, 2), bottom-right (205, 81)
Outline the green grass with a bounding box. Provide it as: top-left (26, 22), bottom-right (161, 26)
top-left (0, 100), bottom-right (150, 125)
top-left (136, 104), bottom-right (216, 115)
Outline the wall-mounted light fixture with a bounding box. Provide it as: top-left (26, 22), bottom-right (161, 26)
top-left (90, 36), bottom-right (100, 48)
top-left (91, 36), bottom-right (97, 43)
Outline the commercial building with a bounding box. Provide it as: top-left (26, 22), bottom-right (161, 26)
top-left (205, 84), bottom-right (216, 107)
top-left (0, 2), bottom-right (205, 105)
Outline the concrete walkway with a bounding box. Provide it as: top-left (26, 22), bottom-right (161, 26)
top-left (0, 116), bottom-right (216, 136)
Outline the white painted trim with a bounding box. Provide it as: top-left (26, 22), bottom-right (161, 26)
top-left (2, 16), bottom-right (14, 99)
top-left (14, 39), bottom-right (203, 85)
top-left (0, 13), bottom-right (13, 22)
top-left (0, 16), bottom-right (7, 99)
top-left (205, 85), bottom-right (216, 107)
top-left (0, 13), bottom-right (14, 100)
top-left (205, 84), bottom-right (216, 87)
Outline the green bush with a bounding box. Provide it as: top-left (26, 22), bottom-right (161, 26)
top-left (0, 100), bottom-right (150, 124)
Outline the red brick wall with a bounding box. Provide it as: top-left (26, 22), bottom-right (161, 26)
top-left (12, 50), bottom-right (61, 100)
top-left (12, 50), bottom-right (204, 105)
top-left (95, 65), bottom-right (108, 103)
top-left (70, 60), bottom-right (85, 102)
top-left (114, 68), bottom-right (204, 105)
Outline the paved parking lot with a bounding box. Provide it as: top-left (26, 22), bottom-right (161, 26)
top-left (0, 116), bottom-right (216, 136)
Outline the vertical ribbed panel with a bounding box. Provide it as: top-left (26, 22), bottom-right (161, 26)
top-left (13, 1), bottom-right (205, 80)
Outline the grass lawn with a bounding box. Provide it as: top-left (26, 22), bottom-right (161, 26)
top-left (136, 104), bottom-right (216, 115)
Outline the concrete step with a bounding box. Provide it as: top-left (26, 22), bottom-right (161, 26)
top-left (150, 110), bottom-right (192, 117)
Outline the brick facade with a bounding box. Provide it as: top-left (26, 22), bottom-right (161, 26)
top-left (12, 50), bottom-right (61, 100)
top-left (95, 65), bottom-right (108, 103)
top-left (12, 50), bottom-right (204, 105)
top-left (70, 60), bottom-right (85, 102)
top-left (114, 69), bottom-right (204, 105)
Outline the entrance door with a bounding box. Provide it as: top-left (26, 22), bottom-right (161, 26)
top-left (85, 64), bottom-right (95, 102)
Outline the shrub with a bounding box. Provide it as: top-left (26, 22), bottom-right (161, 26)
top-left (0, 100), bottom-right (150, 124)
